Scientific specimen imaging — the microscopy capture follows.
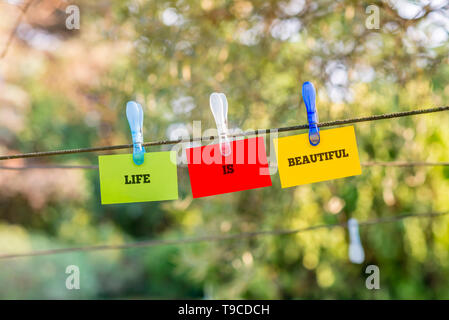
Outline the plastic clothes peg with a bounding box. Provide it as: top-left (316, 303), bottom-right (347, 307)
top-left (126, 101), bottom-right (145, 165)
top-left (302, 81), bottom-right (320, 146)
top-left (210, 92), bottom-right (231, 156)
top-left (348, 218), bottom-right (365, 264)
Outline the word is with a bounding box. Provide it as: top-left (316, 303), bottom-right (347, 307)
top-left (222, 164), bottom-right (235, 175)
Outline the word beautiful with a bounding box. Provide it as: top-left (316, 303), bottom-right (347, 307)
top-left (288, 148), bottom-right (349, 167)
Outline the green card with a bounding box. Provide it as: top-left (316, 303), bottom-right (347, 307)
top-left (98, 152), bottom-right (178, 204)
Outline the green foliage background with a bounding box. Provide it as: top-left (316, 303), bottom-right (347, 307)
top-left (1, 0), bottom-right (449, 299)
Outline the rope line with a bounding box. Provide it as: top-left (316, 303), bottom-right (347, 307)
top-left (1, 161), bottom-right (449, 170)
top-left (0, 211), bottom-right (446, 260)
top-left (0, 165), bottom-right (100, 170)
top-left (361, 161), bottom-right (449, 167)
top-left (1, 106), bottom-right (448, 161)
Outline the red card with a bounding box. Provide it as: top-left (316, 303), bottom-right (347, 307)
top-left (186, 137), bottom-right (272, 198)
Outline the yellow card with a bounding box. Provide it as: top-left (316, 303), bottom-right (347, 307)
top-left (98, 152), bottom-right (178, 204)
top-left (273, 126), bottom-right (361, 188)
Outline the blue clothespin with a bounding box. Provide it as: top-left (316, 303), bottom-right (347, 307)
top-left (302, 81), bottom-right (320, 146)
top-left (126, 101), bottom-right (145, 165)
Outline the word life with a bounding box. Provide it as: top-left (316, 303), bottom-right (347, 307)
top-left (288, 149), bottom-right (349, 167)
top-left (124, 174), bottom-right (151, 184)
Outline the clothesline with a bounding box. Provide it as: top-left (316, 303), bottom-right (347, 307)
top-left (1, 105), bottom-right (448, 161)
top-left (0, 211), bottom-right (446, 260)
top-left (1, 161), bottom-right (449, 170)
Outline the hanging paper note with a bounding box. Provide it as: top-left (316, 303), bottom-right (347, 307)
top-left (273, 126), bottom-right (361, 188)
top-left (186, 137), bottom-right (272, 198)
top-left (98, 152), bottom-right (178, 204)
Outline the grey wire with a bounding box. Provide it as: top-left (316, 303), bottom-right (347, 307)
top-left (0, 211), bottom-right (446, 260)
top-left (361, 161), bottom-right (449, 167)
top-left (0, 165), bottom-right (99, 170)
top-left (1, 105), bottom-right (448, 161)
top-left (1, 161), bottom-right (449, 170)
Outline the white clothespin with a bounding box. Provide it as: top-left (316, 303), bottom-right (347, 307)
top-left (126, 101), bottom-right (145, 165)
top-left (210, 92), bottom-right (231, 156)
top-left (348, 218), bottom-right (365, 264)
